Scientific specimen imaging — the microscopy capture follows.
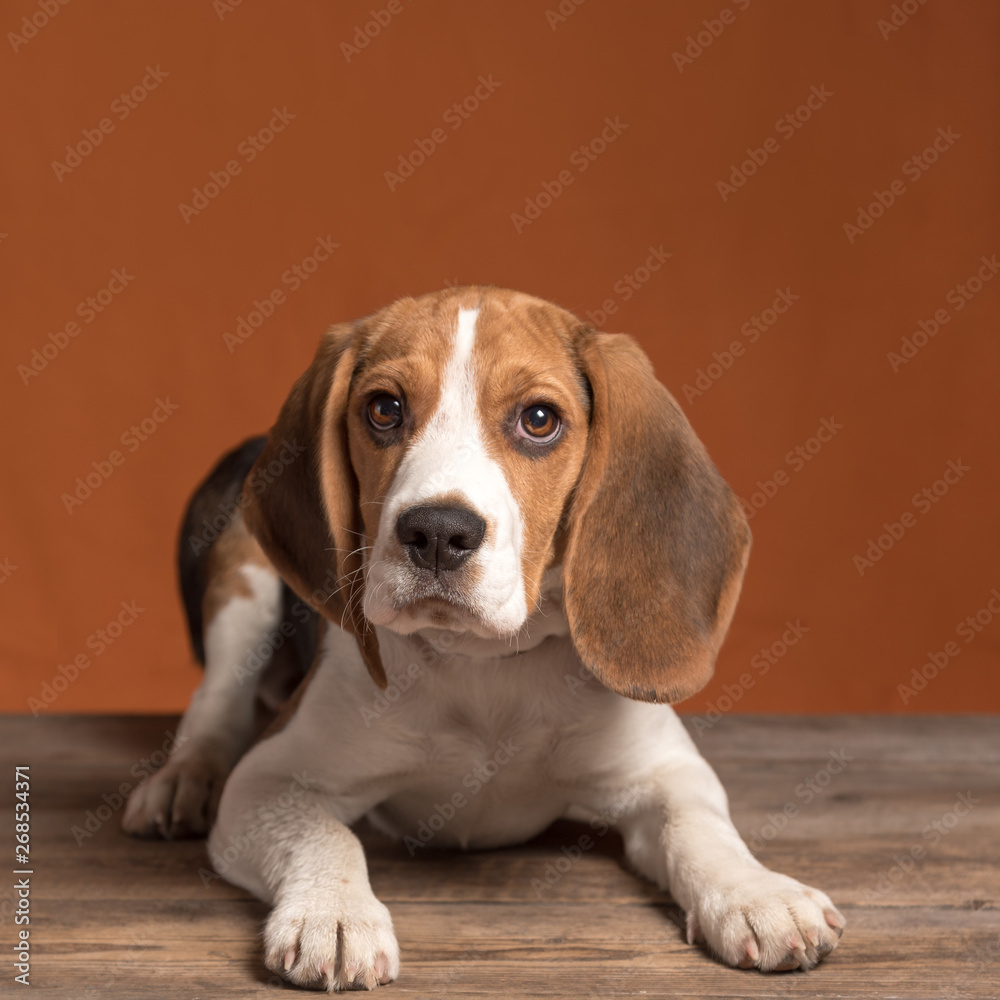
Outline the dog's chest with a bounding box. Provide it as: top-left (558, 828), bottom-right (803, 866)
top-left (369, 728), bottom-right (564, 850)
top-left (361, 640), bottom-right (591, 849)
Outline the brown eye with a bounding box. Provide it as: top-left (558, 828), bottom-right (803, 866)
top-left (367, 393), bottom-right (403, 430)
top-left (517, 404), bottom-right (560, 443)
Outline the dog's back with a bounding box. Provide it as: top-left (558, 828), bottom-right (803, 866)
top-left (177, 436), bottom-right (319, 673)
top-left (177, 435), bottom-right (267, 664)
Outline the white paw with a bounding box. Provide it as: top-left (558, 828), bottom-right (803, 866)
top-left (264, 891), bottom-right (400, 991)
top-left (122, 753), bottom-right (229, 839)
top-left (687, 867), bottom-right (845, 971)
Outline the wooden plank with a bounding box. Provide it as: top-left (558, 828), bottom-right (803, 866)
top-left (20, 900), bottom-right (1000, 999)
top-left (1, 714), bottom-right (998, 999)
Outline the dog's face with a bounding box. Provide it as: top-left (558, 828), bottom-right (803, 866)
top-left (347, 295), bottom-right (590, 639)
top-left (245, 287), bottom-right (751, 703)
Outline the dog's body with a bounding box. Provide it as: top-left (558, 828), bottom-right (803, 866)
top-left (124, 288), bottom-right (844, 991)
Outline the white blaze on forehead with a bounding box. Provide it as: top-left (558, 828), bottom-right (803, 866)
top-left (454, 305), bottom-right (478, 366)
top-left (366, 306), bottom-right (528, 635)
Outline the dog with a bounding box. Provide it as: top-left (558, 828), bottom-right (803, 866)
top-left (123, 287), bottom-right (844, 990)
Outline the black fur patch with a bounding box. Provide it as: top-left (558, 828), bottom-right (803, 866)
top-left (176, 437), bottom-right (268, 663)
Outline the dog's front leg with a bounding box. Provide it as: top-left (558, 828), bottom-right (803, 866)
top-left (123, 561), bottom-right (286, 839)
top-left (210, 756), bottom-right (399, 991)
top-left (619, 752), bottom-right (845, 972)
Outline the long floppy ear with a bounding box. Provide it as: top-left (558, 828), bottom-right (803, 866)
top-left (563, 329), bottom-right (750, 704)
top-left (243, 322), bottom-right (386, 688)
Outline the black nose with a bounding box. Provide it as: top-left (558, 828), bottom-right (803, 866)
top-left (396, 505), bottom-right (486, 573)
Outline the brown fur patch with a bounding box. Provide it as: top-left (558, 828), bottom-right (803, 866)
top-left (202, 509), bottom-right (274, 628)
top-left (562, 330), bottom-right (751, 703)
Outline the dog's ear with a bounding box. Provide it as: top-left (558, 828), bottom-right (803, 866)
top-left (243, 322), bottom-right (386, 688)
top-left (563, 329), bottom-right (750, 704)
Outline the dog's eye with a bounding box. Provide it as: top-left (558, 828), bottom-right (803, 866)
top-left (517, 404), bottom-right (560, 443)
top-left (367, 394), bottom-right (403, 430)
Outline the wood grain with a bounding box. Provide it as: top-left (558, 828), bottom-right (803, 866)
top-left (1, 714), bottom-right (996, 999)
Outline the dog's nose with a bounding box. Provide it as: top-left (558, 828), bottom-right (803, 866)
top-left (396, 505), bottom-right (486, 573)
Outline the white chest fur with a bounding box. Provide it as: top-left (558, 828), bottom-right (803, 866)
top-left (268, 621), bottom-right (694, 853)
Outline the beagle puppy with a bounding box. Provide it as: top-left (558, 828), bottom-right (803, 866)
top-left (123, 287), bottom-right (844, 991)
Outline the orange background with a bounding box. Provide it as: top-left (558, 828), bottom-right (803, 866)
top-left (1, 1), bottom-right (997, 716)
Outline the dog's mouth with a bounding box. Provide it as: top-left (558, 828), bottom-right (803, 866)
top-left (372, 585), bottom-right (510, 639)
top-left (401, 595), bottom-right (479, 630)
top-left (362, 546), bottom-right (527, 639)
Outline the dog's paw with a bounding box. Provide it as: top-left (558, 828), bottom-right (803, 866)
top-left (264, 891), bottom-right (400, 991)
top-left (686, 867), bottom-right (845, 972)
top-left (122, 752), bottom-right (228, 839)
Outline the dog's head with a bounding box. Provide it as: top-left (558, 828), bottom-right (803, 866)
top-left (244, 287), bottom-right (750, 703)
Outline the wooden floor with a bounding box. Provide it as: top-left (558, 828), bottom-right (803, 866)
top-left (1, 714), bottom-right (997, 999)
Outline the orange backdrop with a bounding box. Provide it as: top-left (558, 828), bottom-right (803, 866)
top-left (1, 1), bottom-right (998, 716)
